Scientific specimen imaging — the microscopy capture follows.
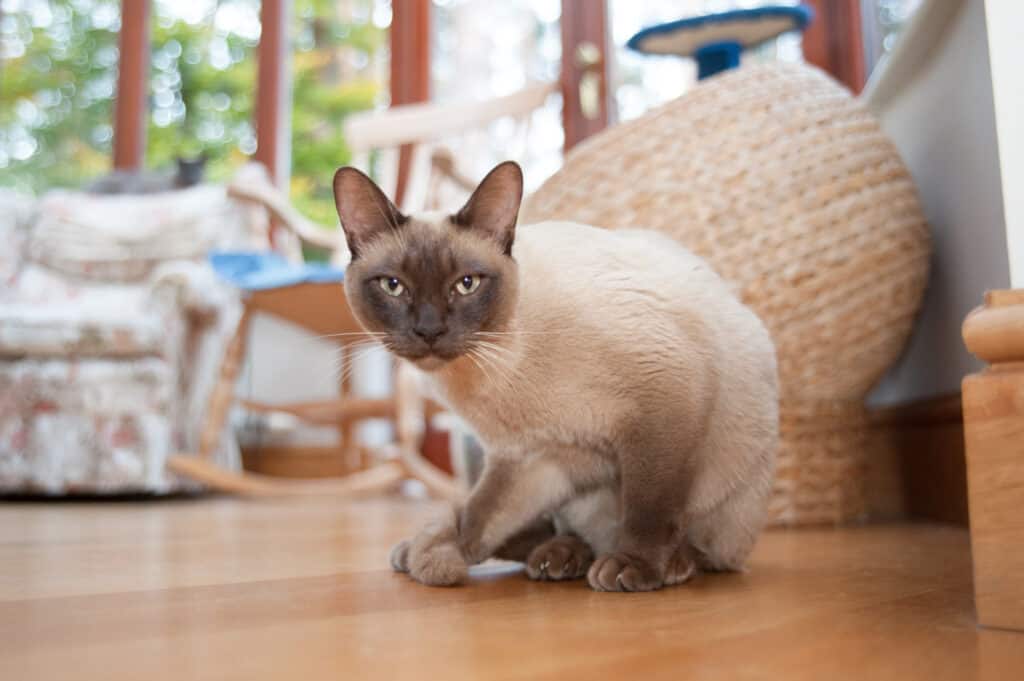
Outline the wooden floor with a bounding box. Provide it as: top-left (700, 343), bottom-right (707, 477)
top-left (1, 496), bottom-right (1020, 680)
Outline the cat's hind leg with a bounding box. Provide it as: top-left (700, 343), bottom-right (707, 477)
top-left (525, 486), bottom-right (618, 581)
top-left (492, 516), bottom-right (557, 562)
top-left (686, 470), bottom-right (772, 572)
top-left (525, 534), bottom-right (593, 581)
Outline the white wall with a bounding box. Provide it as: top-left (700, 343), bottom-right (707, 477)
top-left (865, 0), bottom-right (1011, 405)
top-left (983, 0), bottom-right (1024, 286)
top-left (238, 314), bottom-right (393, 448)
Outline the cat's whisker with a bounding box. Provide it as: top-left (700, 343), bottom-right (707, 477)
top-left (470, 344), bottom-right (519, 391)
top-left (472, 329), bottom-right (572, 335)
top-left (335, 349), bottom-right (380, 387)
top-left (472, 331), bottom-right (566, 335)
top-left (472, 340), bottom-right (519, 364)
top-left (309, 331), bottom-right (387, 342)
top-left (481, 343), bottom-right (528, 383)
top-left (463, 350), bottom-right (488, 380)
top-left (473, 339), bottom-right (516, 352)
top-left (475, 352), bottom-right (515, 394)
top-left (466, 348), bottom-right (500, 388)
top-left (330, 342), bottom-right (387, 384)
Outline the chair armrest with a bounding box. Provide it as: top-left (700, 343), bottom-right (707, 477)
top-left (147, 260), bottom-right (234, 318)
top-left (227, 166), bottom-right (346, 256)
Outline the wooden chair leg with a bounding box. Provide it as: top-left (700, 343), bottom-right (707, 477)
top-left (173, 308), bottom-right (465, 501)
top-left (199, 307), bottom-right (252, 459)
top-left (338, 344), bottom-right (359, 472)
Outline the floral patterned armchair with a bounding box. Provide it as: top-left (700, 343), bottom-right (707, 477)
top-left (0, 166), bottom-right (271, 493)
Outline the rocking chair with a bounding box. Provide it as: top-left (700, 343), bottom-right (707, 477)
top-left (166, 169), bottom-right (459, 500)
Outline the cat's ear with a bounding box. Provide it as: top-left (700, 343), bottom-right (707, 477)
top-left (453, 161), bottom-right (523, 255)
top-left (333, 167), bottom-right (407, 259)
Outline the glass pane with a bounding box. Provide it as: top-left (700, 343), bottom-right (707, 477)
top-left (0, 0), bottom-right (121, 193)
top-left (430, 0), bottom-right (563, 195)
top-left (289, 0), bottom-right (389, 225)
top-left (148, 0), bottom-right (260, 183)
top-left (862, 0), bottom-right (924, 77)
top-left (610, 0), bottom-right (804, 122)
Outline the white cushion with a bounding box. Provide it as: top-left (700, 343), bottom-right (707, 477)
top-left (28, 184), bottom-right (259, 282)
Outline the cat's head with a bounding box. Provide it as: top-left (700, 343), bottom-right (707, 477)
top-left (333, 161), bottom-right (523, 370)
top-left (175, 154), bottom-right (207, 187)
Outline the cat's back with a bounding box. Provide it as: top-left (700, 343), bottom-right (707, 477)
top-left (513, 220), bottom-right (751, 329)
top-left (502, 220), bottom-right (775, 454)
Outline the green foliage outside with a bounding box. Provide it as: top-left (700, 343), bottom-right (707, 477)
top-left (1, 0), bottom-right (385, 227)
top-left (288, 0), bottom-right (384, 225)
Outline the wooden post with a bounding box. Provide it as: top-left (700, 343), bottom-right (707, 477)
top-left (255, 0), bottom-right (293, 186)
top-left (113, 0), bottom-right (150, 169)
top-left (962, 289), bottom-right (1024, 631)
top-left (389, 0), bottom-right (431, 207)
top-left (802, 0), bottom-right (866, 94)
top-left (559, 0), bottom-right (610, 152)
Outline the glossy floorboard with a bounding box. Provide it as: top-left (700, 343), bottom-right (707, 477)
top-left (0, 495), bottom-right (1020, 680)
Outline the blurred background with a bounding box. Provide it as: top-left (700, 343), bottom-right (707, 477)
top-left (1, 0), bottom-right (922, 222)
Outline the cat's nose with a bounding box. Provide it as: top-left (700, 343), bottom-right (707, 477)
top-left (413, 323), bottom-right (447, 345)
top-left (413, 304), bottom-right (446, 345)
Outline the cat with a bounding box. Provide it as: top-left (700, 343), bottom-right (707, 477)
top-left (86, 155), bottom-right (207, 194)
top-left (333, 161), bottom-right (779, 592)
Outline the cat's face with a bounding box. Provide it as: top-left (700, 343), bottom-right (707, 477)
top-left (333, 162), bottom-right (523, 370)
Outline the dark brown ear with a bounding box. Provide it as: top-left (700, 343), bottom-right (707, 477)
top-left (453, 161), bottom-right (523, 255)
top-left (333, 167), bottom-right (407, 259)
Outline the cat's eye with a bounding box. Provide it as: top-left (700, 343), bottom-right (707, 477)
top-left (378, 276), bottom-right (405, 297)
top-left (454, 274), bottom-right (481, 296)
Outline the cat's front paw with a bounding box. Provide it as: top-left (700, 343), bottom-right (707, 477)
top-left (587, 552), bottom-right (665, 592)
top-left (396, 511), bottom-right (469, 587)
top-left (526, 535), bottom-right (593, 581)
top-left (407, 538), bottom-right (468, 586)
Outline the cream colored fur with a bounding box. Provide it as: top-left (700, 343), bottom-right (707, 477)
top-left (417, 220), bottom-right (779, 574)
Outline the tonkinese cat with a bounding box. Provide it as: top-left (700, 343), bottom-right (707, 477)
top-left (333, 161), bottom-right (779, 592)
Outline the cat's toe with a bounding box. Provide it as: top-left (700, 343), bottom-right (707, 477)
top-left (665, 544), bottom-right (697, 586)
top-left (587, 552), bottom-right (664, 592)
top-left (389, 539), bottom-right (412, 573)
top-left (526, 536), bottom-right (593, 581)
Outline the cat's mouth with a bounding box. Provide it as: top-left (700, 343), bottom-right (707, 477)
top-left (413, 356), bottom-right (450, 371)
top-left (395, 345), bottom-right (464, 371)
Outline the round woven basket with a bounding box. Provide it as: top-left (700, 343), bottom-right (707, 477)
top-left (521, 62), bottom-right (930, 525)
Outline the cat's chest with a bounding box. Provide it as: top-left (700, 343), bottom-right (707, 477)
top-left (424, 363), bottom-right (611, 452)
top-left (429, 374), bottom-right (536, 438)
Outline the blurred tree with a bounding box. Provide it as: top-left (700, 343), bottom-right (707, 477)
top-left (1, 0), bottom-right (122, 192)
top-left (145, 0), bottom-right (261, 183)
top-left (289, 0), bottom-right (384, 225)
top-left (1, 0), bottom-right (385, 226)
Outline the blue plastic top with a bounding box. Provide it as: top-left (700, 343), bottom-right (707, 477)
top-left (209, 251), bottom-right (345, 291)
top-left (627, 5), bottom-right (814, 58)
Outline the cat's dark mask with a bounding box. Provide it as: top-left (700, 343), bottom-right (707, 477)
top-left (332, 161), bottom-right (523, 369)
